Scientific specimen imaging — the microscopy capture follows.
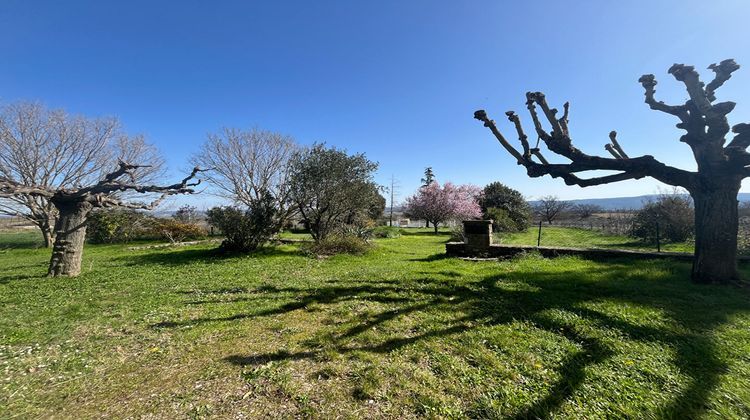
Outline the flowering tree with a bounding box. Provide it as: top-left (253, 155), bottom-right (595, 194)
top-left (405, 182), bottom-right (482, 233)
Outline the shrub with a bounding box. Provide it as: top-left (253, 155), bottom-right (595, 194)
top-left (150, 219), bottom-right (206, 243)
top-left (449, 224), bottom-right (465, 242)
top-left (86, 209), bottom-right (154, 243)
top-left (631, 193), bottom-right (694, 243)
top-left (480, 182), bottom-right (531, 231)
top-left (372, 226), bottom-right (402, 238)
top-left (484, 207), bottom-right (525, 233)
top-left (302, 234), bottom-right (371, 256)
top-left (206, 195), bottom-right (278, 252)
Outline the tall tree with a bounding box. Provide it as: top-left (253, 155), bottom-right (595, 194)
top-left (420, 167), bottom-right (436, 227)
top-left (192, 127), bottom-right (298, 231)
top-left (534, 195), bottom-right (571, 224)
top-left (288, 144), bottom-right (382, 241)
top-left (0, 102), bottom-right (164, 247)
top-left (1, 163), bottom-right (202, 276)
top-left (421, 167), bottom-right (435, 187)
top-left (474, 59), bottom-right (747, 284)
top-left (405, 182), bottom-right (482, 233)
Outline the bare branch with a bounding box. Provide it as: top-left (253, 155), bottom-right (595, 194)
top-left (609, 130), bottom-right (629, 159)
top-left (505, 111), bottom-right (531, 159)
top-left (473, 110), bottom-right (526, 165)
top-left (706, 59), bottom-right (740, 102)
top-left (637, 74), bottom-right (689, 120)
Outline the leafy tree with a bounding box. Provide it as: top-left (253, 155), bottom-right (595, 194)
top-left (479, 182), bottom-right (531, 232)
top-left (475, 59), bottom-right (747, 283)
top-left (421, 167), bottom-right (435, 187)
top-left (405, 182), bottom-right (482, 233)
top-left (288, 144), bottom-right (383, 241)
top-left (534, 195), bottom-right (571, 224)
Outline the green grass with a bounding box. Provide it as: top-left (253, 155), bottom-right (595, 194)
top-left (1, 229), bottom-right (750, 418)
top-left (497, 225), bottom-right (695, 253)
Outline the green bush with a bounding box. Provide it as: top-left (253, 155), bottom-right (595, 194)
top-left (206, 195), bottom-right (278, 252)
top-left (631, 194), bottom-right (693, 243)
top-left (150, 219), bottom-right (206, 243)
top-left (86, 209), bottom-right (155, 243)
top-left (302, 234), bottom-right (371, 256)
top-left (372, 225), bottom-right (402, 238)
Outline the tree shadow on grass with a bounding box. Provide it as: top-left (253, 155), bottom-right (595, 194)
top-left (156, 259), bottom-right (749, 417)
top-left (116, 245), bottom-right (302, 267)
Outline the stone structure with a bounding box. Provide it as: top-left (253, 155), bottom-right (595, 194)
top-left (462, 220), bottom-right (493, 251)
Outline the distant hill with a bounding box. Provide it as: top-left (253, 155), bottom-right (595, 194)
top-left (530, 193), bottom-right (750, 210)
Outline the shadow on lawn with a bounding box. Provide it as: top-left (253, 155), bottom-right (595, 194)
top-left (118, 245), bottom-right (301, 266)
top-left (157, 260), bottom-right (748, 418)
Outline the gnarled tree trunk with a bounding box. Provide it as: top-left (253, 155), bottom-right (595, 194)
top-left (47, 200), bottom-right (93, 277)
top-left (691, 183), bottom-right (741, 284)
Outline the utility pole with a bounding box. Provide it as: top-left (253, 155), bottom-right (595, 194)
top-left (389, 174), bottom-right (400, 227)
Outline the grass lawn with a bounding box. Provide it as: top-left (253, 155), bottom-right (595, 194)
top-left (497, 225), bottom-right (695, 253)
top-left (1, 228), bottom-right (750, 418)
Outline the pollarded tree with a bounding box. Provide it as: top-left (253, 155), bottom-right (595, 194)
top-left (474, 59), bottom-right (747, 284)
top-left (405, 182), bottom-right (482, 233)
top-left (0, 102), bottom-right (164, 247)
top-left (0, 162), bottom-right (202, 277)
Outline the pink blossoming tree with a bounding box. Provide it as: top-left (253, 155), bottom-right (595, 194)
top-left (405, 182), bottom-right (482, 233)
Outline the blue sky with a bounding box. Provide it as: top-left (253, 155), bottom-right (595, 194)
top-left (1, 1), bottom-right (750, 209)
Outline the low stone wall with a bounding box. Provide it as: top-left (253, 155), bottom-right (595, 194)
top-left (445, 242), bottom-right (750, 262)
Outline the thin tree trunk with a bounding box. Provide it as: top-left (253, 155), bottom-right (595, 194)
top-left (48, 200), bottom-right (92, 277)
top-left (41, 227), bottom-right (53, 248)
top-left (434, 222), bottom-right (438, 234)
top-left (691, 185), bottom-right (740, 284)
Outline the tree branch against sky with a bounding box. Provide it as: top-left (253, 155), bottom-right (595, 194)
top-left (1, 2), bottom-right (748, 205)
top-left (474, 59), bottom-right (749, 284)
top-left (0, 102), bottom-right (164, 246)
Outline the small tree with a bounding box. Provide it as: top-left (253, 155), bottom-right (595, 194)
top-left (288, 144), bottom-right (383, 241)
top-left (192, 127), bottom-right (298, 233)
top-left (572, 203), bottom-right (603, 219)
top-left (480, 182), bottom-right (531, 232)
top-left (534, 195), bottom-right (571, 224)
top-left (1, 163), bottom-right (202, 276)
top-left (0, 102), bottom-right (164, 247)
top-left (173, 205), bottom-right (199, 223)
top-left (404, 182), bottom-right (482, 233)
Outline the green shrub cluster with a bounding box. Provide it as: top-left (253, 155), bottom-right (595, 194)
top-left (372, 225), bottom-right (402, 238)
top-left (86, 210), bottom-right (155, 243)
top-left (302, 234), bottom-right (371, 256)
top-left (206, 196), bottom-right (278, 253)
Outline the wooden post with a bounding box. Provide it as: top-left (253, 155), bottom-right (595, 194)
top-left (656, 222), bottom-right (661, 253)
top-left (537, 220), bottom-right (542, 247)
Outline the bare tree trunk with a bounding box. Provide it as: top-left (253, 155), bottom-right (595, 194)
top-left (48, 201), bottom-right (92, 277)
top-left (433, 222), bottom-right (438, 234)
top-left (40, 219), bottom-right (54, 248)
top-left (691, 185), bottom-right (740, 284)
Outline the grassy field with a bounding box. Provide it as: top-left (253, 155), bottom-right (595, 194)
top-left (1, 228), bottom-right (750, 418)
top-left (497, 225), bottom-right (694, 253)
